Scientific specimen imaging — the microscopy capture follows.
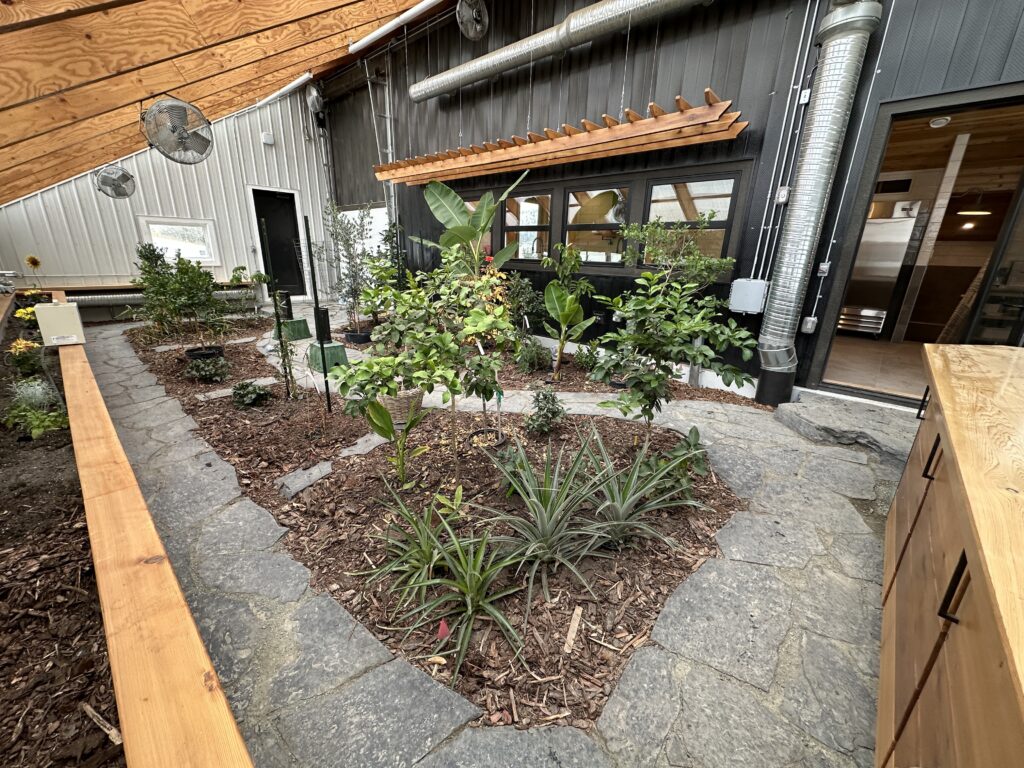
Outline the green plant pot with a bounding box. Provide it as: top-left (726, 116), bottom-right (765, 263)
top-left (306, 342), bottom-right (349, 373)
top-left (273, 318), bottom-right (312, 341)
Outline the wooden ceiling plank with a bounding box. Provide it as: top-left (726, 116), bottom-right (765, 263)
top-left (177, 0), bottom-right (373, 45)
top-left (0, 0), bottom-right (146, 33)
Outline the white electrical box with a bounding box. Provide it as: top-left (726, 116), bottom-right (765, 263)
top-left (729, 278), bottom-right (770, 314)
top-left (34, 301), bottom-right (85, 346)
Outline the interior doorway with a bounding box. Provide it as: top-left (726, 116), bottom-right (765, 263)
top-left (823, 102), bottom-right (1024, 398)
top-left (252, 189), bottom-right (305, 297)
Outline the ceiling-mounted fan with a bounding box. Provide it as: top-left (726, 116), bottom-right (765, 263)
top-left (456, 0), bottom-right (488, 41)
top-left (141, 97), bottom-right (214, 165)
top-left (93, 165), bottom-right (136, 199)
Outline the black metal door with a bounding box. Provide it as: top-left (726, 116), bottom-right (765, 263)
top-left (253, 189), bottom-right (304, 296)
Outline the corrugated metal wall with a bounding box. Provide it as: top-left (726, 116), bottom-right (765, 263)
top-left (0, 91), bottom-right (334, 294)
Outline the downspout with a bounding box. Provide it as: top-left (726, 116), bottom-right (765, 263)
top-left (755, 0), bottom-right (882, 405)
top-left (409, 0), bottom-right (715, 102)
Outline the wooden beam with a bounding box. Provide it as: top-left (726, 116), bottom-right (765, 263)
top-left (0, 4), bottom-right (408, 149)
top-left (580, 119), bottom-right (601, 132)
top-left (0, 0), bottom-right (146, 33)
top-left (675, 95), bottom-right (693, 112)
top-left (58, 340), bottom-right (254, 767)
top-left (705, 87), bottom-right (722, 105)
top-left (602, 114), bottom-right (619, 128)
top-left (648, 102), bottom-right (667, 117)
top-left (624, 108), bottom-right (643, 123)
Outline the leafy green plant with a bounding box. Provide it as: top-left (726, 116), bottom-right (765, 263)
top-left (6, 338), bottom-right (42, 376)
top-left (524, 388), bottom-right (565, 435)
top-left (502, 273), bottom-right (545, 330)
top-left (360, 228), bottom-right (402, 325)
top-left (9, 377), bottom-right (60, 411)
top-left (592, 346), bottom-right (674, 430)
top-left (514, 334), bottom-right (551, 373)
top-left (541, 243), bottom-right (594, 299)
top-left (415, 172), bottom-right (528, 274)
top-left (584, 432), bottom-right (699, 548)
top-left (573, 341), bottom-right (599, 372)
top-left (368, 486), bottom-right (461, 614)
top-left (318, 202), bottom-right (373, 332)
top-left (232, 380), bottom-right (272, 408)
top-left (482, 439), bottom-right (610, 609)
top-left (543, 282), bottom-right (595, 381)
top-left (621, 215), bottom-right (734, 287)
top-left (403, 519), bottom-right (523, 680)
top-left (639, 426), bottom-right (709, 494)
top-left (365, 400), bottom-right (429, 485)
top-left (3, 402), bottom-right (68, 439)
top-left (184, 356), bottom-right (230, 383)
top-left (129, 243), bottom-right (228, 339)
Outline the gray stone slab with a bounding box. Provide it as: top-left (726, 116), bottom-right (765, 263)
top-left (274, 460), bottom-right (333, 499)
top-left (195, 377), bottom-right (279, 402)
top-left (750, 482), bottom-right (873, 535)
top-left (779, 631), bottom-right (876, 755)
top-left (191, 593), bottom-right (263, 713)
top-left (198, 498), bottom-right (286, 555)
top-left (338, 433), bottom-right (388, 458)
top-left (665, 662), bottom-right (846, 768)
top-left (226, 336), bottom-right (258, 346)
top-left (153, 342), bottom-right (184, 353)
top-left (775, 393), bottom-right (917, 467)
top-left (716, 512), bottom-right (826, 569)
top-left (793, 567), bottom-right (881, 649)
top-left (198, 551), bottom-right (310, 604)
top-left (830, 533), bottom-right (884, 584)
top-left (419, 725), bottom-right (612, 768)
top-left (274, 660), bottom-right (478, 768)
top-left (269, 595), bottom-right (392, 707)
top-left (799, 452), bottom-right (877, 500)
top-left (652, 559), bottom-right (794, 690)
top-left (241, 723), bottom-right (301, 768)
top-left (597, 645), bottom-right (680, 767)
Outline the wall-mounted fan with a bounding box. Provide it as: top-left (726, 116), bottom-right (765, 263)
top-left (94, 165), bottom-right (136, 199)
top-left (305, 83), bottom-right (325, 115)
top-left (456, 0), bottom-right (488, 41)
top-left (141, 98), bottom-right (214, 164)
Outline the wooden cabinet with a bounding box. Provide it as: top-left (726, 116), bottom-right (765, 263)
top-left (875, 345), bottom-right (1024, 768)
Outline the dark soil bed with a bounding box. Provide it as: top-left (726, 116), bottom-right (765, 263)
top-left (130, 328), bottom-right (743, 731)
top-left (1, 317), bottom-right (125, 767)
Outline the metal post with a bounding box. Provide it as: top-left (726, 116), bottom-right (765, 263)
top-left (259, 218), bottom-right (291, 400)
top-left (304, 215), bottom-right (333, 413)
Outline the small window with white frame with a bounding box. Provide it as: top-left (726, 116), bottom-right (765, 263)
top-left (138, 216), bottom-right (219, 266)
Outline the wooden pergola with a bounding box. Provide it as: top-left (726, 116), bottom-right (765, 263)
top-left (0, 0), bottom-right (426, 206)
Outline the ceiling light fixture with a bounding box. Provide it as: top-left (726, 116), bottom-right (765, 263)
top-left (929, 116), bottom-right (952, 128)
top-left (961, 221), bottom-right (975, 230)
top-left (956, 190), bottom-right (992, 216)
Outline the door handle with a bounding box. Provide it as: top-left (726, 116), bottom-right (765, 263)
top-left (916, 385), bottom-right (930, 420)
top-left (938, 550), bottom-right (968, 624)
top-left (922, 433), bottom-right (941, 480)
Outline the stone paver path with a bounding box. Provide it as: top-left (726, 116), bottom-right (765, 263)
top-left (84, 322), bottom-right (918, 768)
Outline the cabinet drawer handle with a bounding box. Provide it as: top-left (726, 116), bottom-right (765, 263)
top-left (922, 434), bottom-right (941, 480)
top-left (938, 550), bottom-right (968, 624)
top-left (916, 386), bottom-right (930, 420)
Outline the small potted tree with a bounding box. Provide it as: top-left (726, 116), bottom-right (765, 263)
top-left (321, 203), bottom-right (374, 343)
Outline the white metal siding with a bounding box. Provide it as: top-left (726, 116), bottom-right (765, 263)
top-left (0, 92), bottom-right (334, 295)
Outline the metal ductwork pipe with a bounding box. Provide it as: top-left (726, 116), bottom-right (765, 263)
top-left (410, 0), bottom-right (712, 102)
top-left (67, 289), bottom-right (252, 308)
top-left (755, 1), bottom-right (882, 406)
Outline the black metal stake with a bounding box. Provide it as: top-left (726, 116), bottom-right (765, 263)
top-left (304, 215), bottom-right (333, 413)
top-left (259, 217), bottom-right (291, 400)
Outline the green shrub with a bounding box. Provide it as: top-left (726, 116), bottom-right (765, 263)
top-left (503, 273), bottom-right (545, 329)
top-left (514, 334), bottom-right (552, 373)
top-left (6, 338), bottom-right (43, 376)
top-left (184, 356), bottom-right (230, 383)
top-left (524, 387), bottom-right (565, 435)
top-left (573, 342), bottom-right (599, 371)
top-left (365, 400), bottom-right (429, 485)
top-left (130, 242), bottom-right (228, 338)
top-left (232, 380), bottom-right (272, 408)
top-left (638, 426), bottom-right (709, 494)
top-left (3, 402), bottom-right (68, 439)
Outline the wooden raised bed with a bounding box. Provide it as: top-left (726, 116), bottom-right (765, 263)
top-left (54, 292), bottom-right (253, 767)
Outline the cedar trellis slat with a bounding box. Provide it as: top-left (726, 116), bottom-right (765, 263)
top-left (374, 88), bottom-right (748, 186)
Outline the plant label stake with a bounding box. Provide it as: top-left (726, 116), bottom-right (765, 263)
top-left (304, 215), bottom-right (333, 413)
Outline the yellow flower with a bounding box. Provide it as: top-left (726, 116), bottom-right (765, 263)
top-left (24, 255), bottom-right (41, 270)
top-left (14, 306), bottom-right (36, 321)
top-left (23, 289), bottom-right (42, 297)
top-left (8, 338), bottom-right (40, 355)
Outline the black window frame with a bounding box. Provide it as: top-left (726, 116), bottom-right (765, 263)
top-left (501, 190), bottom-right (555, 262)
top-left (561, 183), bottom-right (636, 266)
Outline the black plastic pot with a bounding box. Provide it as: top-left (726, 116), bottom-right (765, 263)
top-left (184, 345), bottom-right (224, 361)
top-left (468, 427), bottom-right (507, 451)
top-left (345, 331), bottom-right (372, 345)
top-left (609, 378), bottom-right (629, 390)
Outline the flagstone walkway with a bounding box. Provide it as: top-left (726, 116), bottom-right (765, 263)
top-left (84, 323), bottom-right (918, 768)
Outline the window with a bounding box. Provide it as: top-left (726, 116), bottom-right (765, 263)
top-left (644, 177), bottom-right (737, 261)
top-left (504, 193), bottom-right (551, 260)
top-left (565, 187), bottom-right (630, 263)
top-left (139, 216), bottom-right (218, 265)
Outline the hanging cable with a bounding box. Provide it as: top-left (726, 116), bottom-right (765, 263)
top-left (619, 11), bottom-right (633, 119)
top-left (526, 0), bottom-right (536, 131)
top-left (648, 19), bottom-right (661, 108)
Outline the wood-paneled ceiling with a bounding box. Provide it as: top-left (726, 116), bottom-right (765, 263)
top-left (0, 0), bottom-right (424, 205)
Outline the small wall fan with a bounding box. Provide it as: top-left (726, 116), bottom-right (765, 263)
top-left (456, 0), bottom-right (488, 41)
top-left (141, 98), bottom-right (214, 164)
top-left (94, 165), bottom-right (136, 199)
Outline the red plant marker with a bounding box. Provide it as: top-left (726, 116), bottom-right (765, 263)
top-left (438, 619), bottom-right (451, 640)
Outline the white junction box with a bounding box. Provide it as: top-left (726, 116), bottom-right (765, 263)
top-left (34, 300), bottom-right (85, 346)
top-left (728, 278), bottom-right (770, 314)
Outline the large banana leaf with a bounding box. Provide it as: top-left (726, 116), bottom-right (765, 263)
top-left (424, 181), bottom-right (470, 229)
top-left (489, 240), bottom-right (520, 270)
top-left (469, 191), bottom-right (495, 232)
top-left (439, 225), bottom-right (480, 250)
top-left (544, 281), bottom-right (584, 326)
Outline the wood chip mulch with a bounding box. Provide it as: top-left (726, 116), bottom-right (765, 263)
top-left (1, 319), bottom-right (125, 768)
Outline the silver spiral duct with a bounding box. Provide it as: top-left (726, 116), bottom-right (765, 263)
top-left (756, 1), bottom-right (881, 393)
top-left (409, 0), bottom-right (713, 102)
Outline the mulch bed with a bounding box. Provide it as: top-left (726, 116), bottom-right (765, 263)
top-left (1, 317), bottom-right (125, 767)
top-left (124, 316), bottom-right (272, 348)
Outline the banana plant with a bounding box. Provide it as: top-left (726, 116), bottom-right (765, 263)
top-left (365, 400), bottom-right (429, 487)
top-left (413, 171), bottom-right (529, 274)
top-left (543, 281), bottom-right (595, 381)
